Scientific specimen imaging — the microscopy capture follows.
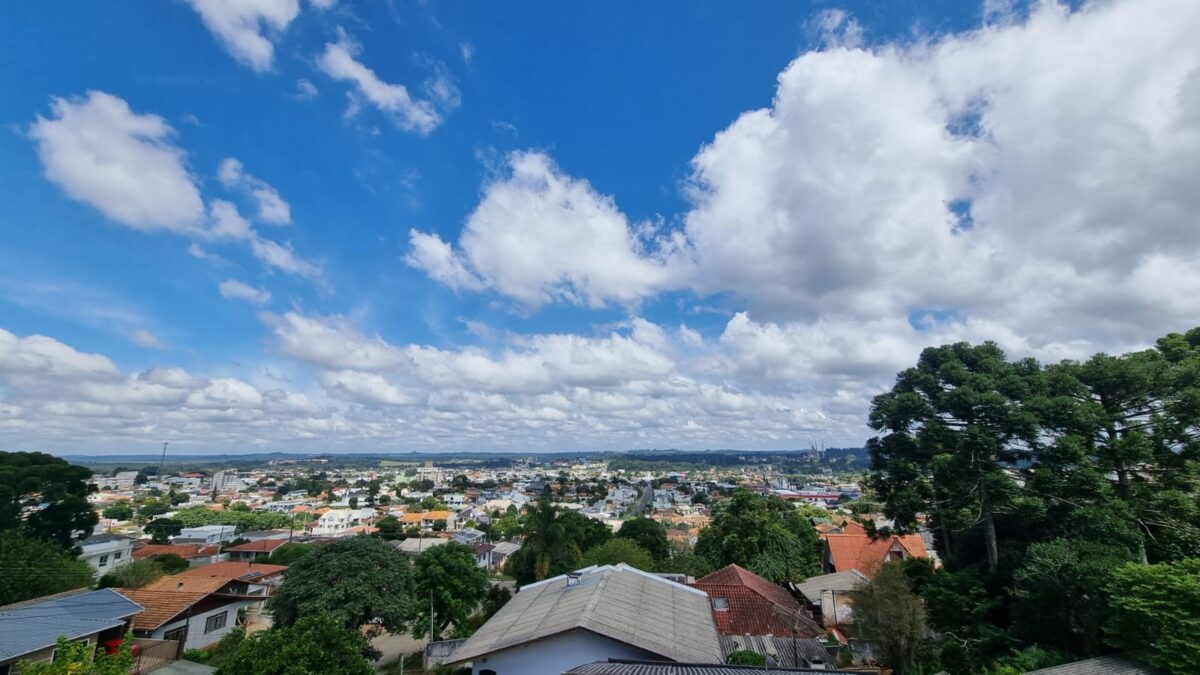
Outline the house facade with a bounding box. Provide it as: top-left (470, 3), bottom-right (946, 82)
top-left (78, 533), bottom-right (137, 577)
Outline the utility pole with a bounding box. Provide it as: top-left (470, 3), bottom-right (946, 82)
top-left (157, 441), bottom-right (169, 477)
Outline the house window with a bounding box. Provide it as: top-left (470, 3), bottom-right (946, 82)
top-left (204, 612), bottom-right (228, 633)
top-left (98, 554), bottom-right (109, 567)
top-left (712, 597), bottom-right (729, 611)
top-left (114, 551), bottom-right (123, 561)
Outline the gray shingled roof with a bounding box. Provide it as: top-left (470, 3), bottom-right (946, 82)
top-left (793, 570), bottom-right (867, 603)
top-left (565, 660), bottom-right (860, 675)
top-left (448, 564), bottom-right (724, 665)
top-left (0, 589), bottom-right (144, 660)
top-left (1025, 654), bottom-right (1163, 675)
top-left (81, 533), bottom-right (135, 546)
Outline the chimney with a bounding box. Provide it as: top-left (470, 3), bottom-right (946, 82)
top-left (566, 572), bottom-right (581, 588)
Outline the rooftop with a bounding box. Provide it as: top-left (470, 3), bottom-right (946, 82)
top-left (0, 589), bottom-right (144, 660)
top-left (117, 589), bottom-right (210, 630)
top-left (793, 570), bottom-right (868, 603)
top-left (565, 660), bottom-right (858, 675)
top-left (692, 565), bottom-right (820, 637)
top-left (175, 561), bottom-right (287, 581)
top-left (449, 564), bottom-right (723, 665)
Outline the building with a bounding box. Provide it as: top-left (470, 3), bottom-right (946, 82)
top-left (133, 543), bottom-right (221, 568)
top-left (447, 564), bottom-right (724, 675)
top-left (177, 525), bottom-right (238, 545)
top-left (224, 538), bottom-right (289, 561)
top-left (565, 660), bottom-right (853, 675)
top-left (78, 533), bottom-right (137, 577)
top-left (821, 522), bottom-right (928, 577)
top-left (119, 577), bottom-right (255, 651)
top-left (310, 508), bottom-right (376, 537)
top-left (0, 589), bottom-right (143, 672)
top-left (400, 510), bottom-right (456, 531)
top-left (691, 565), bottom-right (822, 637)
top-left (794, 570), bottom-right (867, 628)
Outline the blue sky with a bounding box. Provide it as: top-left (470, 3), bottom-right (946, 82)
top-left (0, 0), bottom-right (1195, 454)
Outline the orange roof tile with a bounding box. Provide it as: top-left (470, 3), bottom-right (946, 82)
top-left (823, 532), bottom-right (928, 577)
top-left (175, 562), bottom-right (287, 580)
top-left (117, 589), bottom-right (209, 630)
top-left (142, 576), bottom-right (230, 594)
top-left (132, 544), bottom-right (219, 560)
top-left (225, 539), bottom-right (288, 554)
top-left (692, 564), bottom-right (820, 637)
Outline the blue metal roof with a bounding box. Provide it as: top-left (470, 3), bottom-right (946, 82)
top-left (0, 589), bottom-right (144, 660)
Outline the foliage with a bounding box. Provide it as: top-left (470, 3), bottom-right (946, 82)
top-left (694, 489), bottom-right (821, 583)
top-left (479, 584), bottom-right (511, 621)
top-left (101, 501), bottom-right (133, 521)
top-left (150, 553), bottom-right (189, 573)
top-left (265, 543), bottom-right (315, 566)
top-left (97, 557), bottom-right (165, 588)
top-left (1010, 539), bottom-right (1134, 655)
top-left (218, 614), bottom-right (374, 674)
top-left (849, 561), bottom-right (927, 675)
top-left (144, 517), bottom-right (183, 544)
top-left (614, 517), bottom-right (670, 561)
top-left (170, 505), bottom-right (303, 532)
top-left (504, 498), bottom-right (611, 585)
top-left (374, 515), bottom-right (405, 540)
top-left (184, 628), bottom-right (245, 669)
top-left (0, 451), bottom-right (98, 548)
top-left (1105, 558), bottom-right (1200, 673)
top-left (18, 636), bottom-right (134, 675)
top-left (268, 535), bottom-right (413, 645)
top-left (726, 649), bottom-right (767, 666)
top-left (0, 530), bottom-right (94, 605)
top-left (411, 542), bottom-right (489, 640)
top-left (581, 538), bottom-right (654, 570)
top-left (656, 550), bottom-right (714, 578)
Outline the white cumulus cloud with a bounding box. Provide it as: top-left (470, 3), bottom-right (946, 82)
top-left (184, 0), bottom-right (300, 72)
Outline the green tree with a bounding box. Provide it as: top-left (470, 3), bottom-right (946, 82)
top-left (581, 539), bottom-right (654, 570)
top-left (268, 535), bottom-right (413, 646)
top-left (656, 550), bottom-right (713, 579)
top-left (694, 489), bottom-right (821, 583)
top-left (19, 636), bottom-right (133, 675)
top-left (102, 501), bottom-right (134, 521)
top-left (726, 649), bottom-right (767, 666)
top-left (0, 451), bottom-right (98, 549)
top-left (149, 552), bottom-right (189, 574)
top-left (615, 517), bottom-right (670, 561)
top-left (411, 542), bottom-right (489, 639)
top-left (868, 342), bottom-right (1040, 572)
top-left (144, 517), bottom-right (184, 544)
top-left (374, 515), bottom-right (405, 540)
top-left (850, 561), bottom-right (927, 675)
top-left (479, 584), bottom-right (511, 621)
top-left (504, 498), bottom-right (607, 584)
top-left (1105, 558), bottom-right (1200, 673)
top-left (0, 531), bottom-right (94, 605)
top-left (266, 543), bottom-right (315, 566)
top-left (1010, 539), bottom-right (1133, 656)
top-left (218, 614), bottom-right (374, 674)
top-left (97, 557), bottom-right (165, 588)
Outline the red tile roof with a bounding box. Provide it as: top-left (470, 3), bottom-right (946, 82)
top-left (117, 589), bottom-right (209, 630)
top-left (692, 565), bottom-right (821, 637)
top-left (224, 539), bottom-right (288, 554)
top-left (132, 543), bottom-right (219, 560)
top-left (175, 561), bottom-right (287, 581)
top-left (823, 531), bottom-right (928, 577)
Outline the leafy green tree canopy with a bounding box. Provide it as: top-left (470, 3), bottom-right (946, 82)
top-left (0, 530), bottom-right (94, 605)
top-left (97, 557), bottom-right (165, 589)
top-left (1105, 558), bottom-right (1200, 673)
top-left (266, 543), bottom-right (315, 567)
top-left (0, 451), bottom-right (98, 548)
top-left (581, 538), bottom-right (655, 571)
top-left (615, 517), bottom-right (670, 561)
top-left (19, 636), bottom-right (133, 675)
top-left (218, 614), bottom-right (374, 675)
top-left (268, 535), bottom-right (413, 640)
top-left (411, 542), bottom-right (489, 640)
top-left (850, 561), bottom-right (927, 675)
top-left (694, 489), bottom-right (821, 583)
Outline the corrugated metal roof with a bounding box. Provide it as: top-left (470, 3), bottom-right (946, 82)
top-left (1025, 655), bottom-right (1163, 675)
top-left (448, 564), bottom-right (723, 665)
top-left (793, 570), bottom-right (868, 602)
top-left (0, 589), bottom-right (143, 659)
top-left (565, 659), bottom-right (859, 675)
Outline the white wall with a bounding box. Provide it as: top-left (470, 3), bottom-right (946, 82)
top-left (80, 539), bottom-right (136, 577)
top-left (151, 600), bottom-right (248, 651)
top-left (469, 629), bottom-right (658, 675)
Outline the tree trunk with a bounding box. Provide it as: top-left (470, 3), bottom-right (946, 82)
top-left (981, 496), bottom-right (999, 573)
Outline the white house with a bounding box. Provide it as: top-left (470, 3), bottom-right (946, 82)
top-left (446, 564), bottom-right (723, 675)
top-left (310, 507), bottom-right (376, 537)
top-left (78, 533), bottom-right (137, 577)
top-left (121, 585), bottom-right (250, 651)
top-left (177, 525), bottom-right (238, 545)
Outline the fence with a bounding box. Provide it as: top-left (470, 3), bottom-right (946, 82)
top-left (131, 638), bottom-right (181, 674)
